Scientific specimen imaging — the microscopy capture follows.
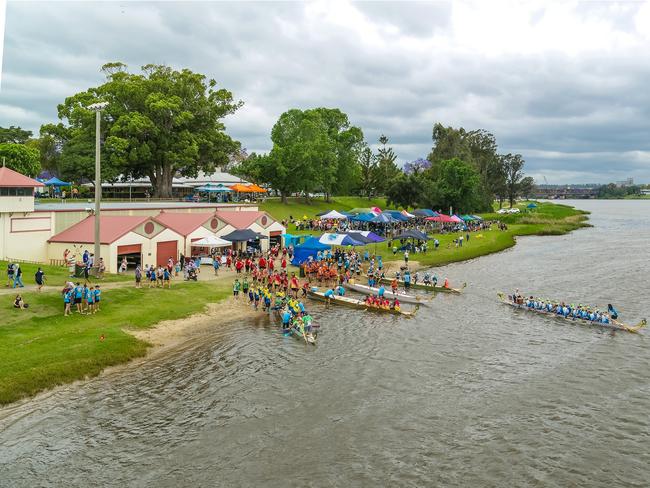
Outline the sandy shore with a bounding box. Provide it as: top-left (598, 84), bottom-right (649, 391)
top-left (129, 296), bottom-right (257, 355)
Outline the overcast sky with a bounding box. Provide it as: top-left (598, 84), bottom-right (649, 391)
top-left (2, 1), bottom-right (650, 183)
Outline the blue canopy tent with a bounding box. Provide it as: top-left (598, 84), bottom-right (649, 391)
top-left (527, 202), bottom-right (538, 209)
top-left (413, 209), bottom-right (437, 217)
top-left (460, 215), bottom-right (475, 222)
top-left (382, 210), bottom-right (409, 222)
top-left (282, 233), bottom-right (309, 247)
top-left (44, 177), bottom-right (71, 187)
top-left (195, 183), bottom-right (233, 202)
top-left (291, 237), bottom-right (331, 265)
top-left (349, 213), bottom-right (375, 222)
top-left (370, 213), bottom-right (398, 224)
top-left (394, 229), bottom-right (430, 241)
top-left (343, 232), bottom-right (374, 245)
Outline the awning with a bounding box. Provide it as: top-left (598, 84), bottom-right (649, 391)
top-left (394, 229), bottom-right (430, 240)
top-left (44, 177), bottom-right (71, 187)
top-left (191, 235), bottom-right (232, 247)
top-left (221, 229), bottom-right (268, 241)
top-left (320, 210), bottom-right (348, 220)
top-left (318, 233), bottom-right (364, 246)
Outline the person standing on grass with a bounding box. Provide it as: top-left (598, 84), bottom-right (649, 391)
top-left (135, 265), bottom-right (142, 288)
top-left (74, 282), bottom-right (83, 313)
top-left (212, 255), bottom-right (220, 275)
top-left (404, 250), bottom-right (409, 265)
top-left (94, 286), bottom-right (101, 312)
top-left (13, 264), bottom-right (24, 288)
top-left (63, 287), bottom-right (72, 316)
top-left (7, 262), bottom-right (14, 287)
top-left (233, 278), bottom-right (241, 299)
top-left (35, 267), bottom-right (45, 292)
top-left (86, 285), bottom-right (95, 314)
top-left (163, 267), bottom-right (171, 288)
top-left (149, 267), bottom-right (157, 288)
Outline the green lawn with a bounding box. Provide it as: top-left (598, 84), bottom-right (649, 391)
top-left (0, 279), bottom-right (230, 405)
top-left (1, 260), bottom-right (132, 287)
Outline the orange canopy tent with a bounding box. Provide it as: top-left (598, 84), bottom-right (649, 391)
top-left (229, 183), bottom-right (251, 192)
top-left (246, 184), bottom-right (267, 193)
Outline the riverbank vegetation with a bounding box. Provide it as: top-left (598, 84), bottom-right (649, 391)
top-left (0, 280), bottom-right (231, 405)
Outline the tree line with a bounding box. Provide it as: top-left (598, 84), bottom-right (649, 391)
top-left (1, 62), bottom-right (533, 212)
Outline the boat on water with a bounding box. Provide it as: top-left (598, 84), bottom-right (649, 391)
top-left (377, 276), bottom-right (466, 294)
top-left (497, 293), bottom-right (647, 333)
top-left (271, 309), bottom-right (317, 344)
top-left (307, 290), bottom-right (416, 317)
top-left (343, 281), bottom-right (430, 304)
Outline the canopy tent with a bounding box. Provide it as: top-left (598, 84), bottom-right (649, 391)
top-left (394, 229), bottom-right (430, 241)
top-left (460, 215), bottom-right (476, 222)
top-left (221, 229), bottom-right (268, 241)
top-left (343, 232), bottom-right (374, 245)
top-left (348, 207), bottom-right (380, 216)
top-left (370, 213), bottom-right (398, 224)
top-left (191, 235), bottom-right (232, 247)
top-left (291, 237), bottom-right (331, 265)
top-left (413, 209), bottom-right (437, 217)
top-left (401, 210), bottom-right (416, 218)
top-left (371, 206), bottom-right (382, 214)
top-left (246, 184), bottom-right (268, 193)
top-left (318, 233), bottom-right (364, 246)
top-left (472, 215), bottom-right (483, 221)
top-left (349, 212), bottom-right (376, 222)
top-left (229, 183), bottom-right (252, 192)
top-left (351, 230), bottom-right (385, 243)
top-left (382, 210), bottom-right (409, 222)
top-left (195, 183), bottom-right (233, 192)
top-left (527, 202), bottom-right (538, 208)
top-left (282, 233), bottom-right (309, 247)
top-left (450, 215), bottom-right (464, 223)
top-left (320, 210), bottom-right (348, 220)
top-left (426, 213), bottom-right (455, 223)
top-left (44, 177), bottom-right (71, 187)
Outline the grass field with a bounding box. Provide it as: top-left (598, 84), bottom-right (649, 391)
top-left (0, 279), bottom-right (231, 405)
top-left (1, 260), bottom-right (132, 288)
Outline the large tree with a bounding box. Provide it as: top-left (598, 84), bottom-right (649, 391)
top-left (43, 62), bottom-right (242, 196)
top-left (0, 126), bottom-right (33, 144)
top-left (501, 153), bottom-right (527, 207)
top-left (357, 145), bottom-right (377, 198)
top-left (374, 134), bottom-right (401, 195)
top-left (0, 143), bottom-right (41, 177)
top-left (421, 158), bottom-right (482, 213)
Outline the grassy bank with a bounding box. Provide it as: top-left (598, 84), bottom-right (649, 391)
top-left (1, 260), bottom-right (132, 287)
top-left (0, 279), bottom-right (230, 405)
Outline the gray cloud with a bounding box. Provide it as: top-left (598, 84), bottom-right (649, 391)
top-left (2, 1), bottom-right (650, 183)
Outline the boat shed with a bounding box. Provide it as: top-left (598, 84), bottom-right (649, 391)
top-left (47, 215), bottom-right (184, 273)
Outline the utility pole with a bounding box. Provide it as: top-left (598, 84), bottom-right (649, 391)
top-left (88, 102), bottom-right (109, 274)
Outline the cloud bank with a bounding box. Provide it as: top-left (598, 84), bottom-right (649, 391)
top-left (2, 0), bottom-right (650, 183)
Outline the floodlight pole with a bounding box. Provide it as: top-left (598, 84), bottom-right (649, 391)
top-left (89, 102), bottom-right (108, 273)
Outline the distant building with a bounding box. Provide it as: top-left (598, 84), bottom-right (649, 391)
top-left (616, 178), bottom-right (634, 187)
top-left (640, 188), bottom-right (650, 196)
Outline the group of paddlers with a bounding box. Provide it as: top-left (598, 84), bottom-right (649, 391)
top-left (511, 291), bottom-right (619, 324)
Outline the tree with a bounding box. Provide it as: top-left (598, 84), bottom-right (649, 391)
top-left (386, 173), bottom-right (426, 209)
top-left (0, 143), bottom-right (41, 177)
top-left (357, 145), bottom-right (377, 198)
top-left (501, 153), bottom-right (526, 207)
top-left (44, 63), bottom-right (242, 196)
top-left (403, 158), bottom-right (431, 175)
top-left (519, 176), bottom-right (535, 200)
top-left (421, 158), bottom-right (482, 213)
top-left (374, 134), bottom-right (401, 194)
top-left (0, 126), bottom-right (33, 144)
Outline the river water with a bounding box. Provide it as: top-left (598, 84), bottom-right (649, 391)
top-left (1, 200), bottom-right (649, 487)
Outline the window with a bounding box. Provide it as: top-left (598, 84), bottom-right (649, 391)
top-left (0, 187), bottom-right (32, 196)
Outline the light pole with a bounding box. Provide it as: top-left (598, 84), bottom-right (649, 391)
top-left (88, 101), bottom-right (108, 274)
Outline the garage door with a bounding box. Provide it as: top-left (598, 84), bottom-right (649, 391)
top-left (157, 240), bottom-right (178, 266)
top-left (117, 244), bottom-right (142, 255)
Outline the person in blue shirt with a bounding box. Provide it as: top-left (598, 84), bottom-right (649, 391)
top-left (94, 286), bottom-right (101, 312)
top-left (378, 285), bottom-right (385, 297)
top-left (282, 309), bottom-right (292, 328)
top-left (324, 288), bottom-right (334, 299)
top-left (74, 283), bottom-right (84, 314)
top-left (86, 286), bottom-right (95, 314)
top-left (336, 285), bottom-right (345, 296)
top-left (64, 288), bottom-right (72, 316)
top-left (163, 268), bottom-right (171, 288)
top-left (403, 270), bottom-right (411, 291)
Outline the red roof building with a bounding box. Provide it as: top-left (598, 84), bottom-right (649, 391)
top-left (48, 215), bottom-right (150, 244)
top-left (215, 210), bottom-right (265, 229)
top-left (0, 167), bottom-right (44, 188)
top-left (154, 211), bottom-right (216, 236)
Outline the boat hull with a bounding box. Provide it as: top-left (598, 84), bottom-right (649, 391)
top-left (307, 290), bottom-right (415, 317)
top-left (377, 277), bottom-right (466, 294)
top-left (497, 293), bottom-right (647, 333)
top-left (343, 282), bottom-right (426, 304)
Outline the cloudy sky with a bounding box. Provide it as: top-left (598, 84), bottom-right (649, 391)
top-left (2, 1), bottom-right (650, 183)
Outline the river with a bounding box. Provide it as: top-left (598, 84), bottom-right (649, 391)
top-left (1, 200), bottom-right (649, 487)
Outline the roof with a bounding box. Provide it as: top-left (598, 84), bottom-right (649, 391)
top-left (221, 229), bottom-right (267, 241)
top-left (0, 167), bottom-right (44, 188)
top-left (34, 201), bottom-right (256, 212)
top-left (154, 211), bottom-right (214, 236)
top-left (48, 215), bottom-right (150, 244)
top-left (215, 210), bottom-right (265, 229)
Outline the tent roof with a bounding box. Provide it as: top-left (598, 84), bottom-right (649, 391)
top-left (320, 210), bottom-right (348, 220)
top-left (229, 183), bottom-right (252, 192)
top-left (246, 184), bottom-right (267, 193)
top-left (370, 213), bottom-right (397, 224)
top-left (44, 176), bottom-right (71, 186)
top-left (394, 229), bottom-right (430, 240)
top-left (381, 210), bottom-right (409, 221)
top-left (344, 232), bottom-right (374, 244)
top-left (318, 233), bottom-right (364, 246)
top-left (296, 236), bottom-right (331, 250)
top-left (413, 208), bottom-right (436, 217)
top-left (349, 213), bottom-right (375, 222)
top-left (426, 213), bottom-right (455, 223)
top-left (0, 167), bottom-right (44, 188)
top-left (191, 235), bottom-right (231, 247)
top-left (221, 228), bottom-right (267, 241)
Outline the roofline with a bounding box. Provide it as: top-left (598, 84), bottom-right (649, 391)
top-left (151, 211), bottom-right (217, 236)
top-left (35, 203), bottom-right (258, 213)
top-left (47, 214), bottom-right (152, 244)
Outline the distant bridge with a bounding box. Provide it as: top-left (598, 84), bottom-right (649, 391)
top-left (531, 187), bottom-right (599, 199)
